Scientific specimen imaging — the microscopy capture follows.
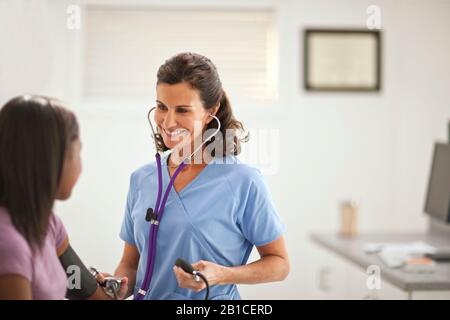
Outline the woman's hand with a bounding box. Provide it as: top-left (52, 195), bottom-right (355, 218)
top-left (95, 272), bottom-right (129, 300)
top-left (173, 260), bottom-right (228, 292)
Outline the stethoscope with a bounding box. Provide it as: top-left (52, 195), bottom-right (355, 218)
top-left (133, 106), bottom-right (221, 300)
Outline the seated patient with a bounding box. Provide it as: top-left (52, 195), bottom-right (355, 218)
top-left (0, 95), bottom-right (128, 300)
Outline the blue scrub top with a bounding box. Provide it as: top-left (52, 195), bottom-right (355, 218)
top-left (119, 154), bottom-right (285, 300)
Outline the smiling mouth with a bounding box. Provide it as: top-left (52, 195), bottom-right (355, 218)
top-left (162, 127), bottom-right (189, 139)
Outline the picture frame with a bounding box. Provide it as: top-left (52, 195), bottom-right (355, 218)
top-left (303, 29), bottom-right (381, 92)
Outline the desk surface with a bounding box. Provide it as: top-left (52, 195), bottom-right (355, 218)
top-left (311, 233), bottom-right (450, 291)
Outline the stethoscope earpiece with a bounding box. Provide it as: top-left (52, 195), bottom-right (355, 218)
top-left (154, 133), bottom-right (165, 149)
top-left (147, 107), bottom-right (168, 152)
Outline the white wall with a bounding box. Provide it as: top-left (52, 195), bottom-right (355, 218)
top-left (1, 0), bottom-right (449, 299)
top-left (267, 0), bottom-right (450, 299)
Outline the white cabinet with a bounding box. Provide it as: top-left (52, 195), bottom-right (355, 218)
top-left (312, 250), bottom-right (349, 299)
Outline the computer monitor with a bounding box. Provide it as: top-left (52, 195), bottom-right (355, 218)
top-left (424, 143), bottom-right (450, 223)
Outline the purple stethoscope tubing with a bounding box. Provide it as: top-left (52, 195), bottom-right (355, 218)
top-left (134, 154), bottom-right (185, 300)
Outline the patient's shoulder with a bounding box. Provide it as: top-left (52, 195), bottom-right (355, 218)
top-left (0, 207), bottom-right (32, 280)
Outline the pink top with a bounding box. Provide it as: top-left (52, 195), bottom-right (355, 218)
top-left (0, 207), bottom-right (68, 299)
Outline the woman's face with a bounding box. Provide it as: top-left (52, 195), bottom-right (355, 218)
top-left (56, 138), bottom-right (82, 200)
top-left (155, 82), bottom-right (213, 152)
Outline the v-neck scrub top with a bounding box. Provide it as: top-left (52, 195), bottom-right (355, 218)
top-left (119, 154), bottom-right (285, 300)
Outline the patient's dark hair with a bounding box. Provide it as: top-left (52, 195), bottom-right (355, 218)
top-left (0, 95), bottom-right (79, 249)
top-left (156, 52), bottom-right (248, 155)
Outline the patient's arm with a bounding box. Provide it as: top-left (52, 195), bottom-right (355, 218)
top-left (0, 275), bottom-right (32, 300)
top-left (57, 237), bottom-right (128, 300)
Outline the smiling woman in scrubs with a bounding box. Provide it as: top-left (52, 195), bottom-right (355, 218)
top-left (111, 52), bottom-right (289, 300)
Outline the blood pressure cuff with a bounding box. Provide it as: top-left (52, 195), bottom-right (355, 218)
top-left (59, 245), bottom-right (98, 300)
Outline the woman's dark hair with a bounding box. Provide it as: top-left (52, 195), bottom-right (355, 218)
top-left (0, 95), bottom-right (79, 250)
top-left (156, 52), bottom-right (248, 155)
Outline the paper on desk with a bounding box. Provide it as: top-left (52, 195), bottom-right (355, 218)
top-left (364, 241), bottom-right (437, 268)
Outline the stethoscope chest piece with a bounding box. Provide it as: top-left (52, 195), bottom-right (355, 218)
top-left (145, 207), bottom-right (159, 225)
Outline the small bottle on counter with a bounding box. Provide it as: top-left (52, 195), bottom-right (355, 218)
top-left (340, 199), bottom-right (359, 238)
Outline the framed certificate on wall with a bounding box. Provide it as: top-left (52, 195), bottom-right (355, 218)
top-left (303, 29), bottom-right (381, 92)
